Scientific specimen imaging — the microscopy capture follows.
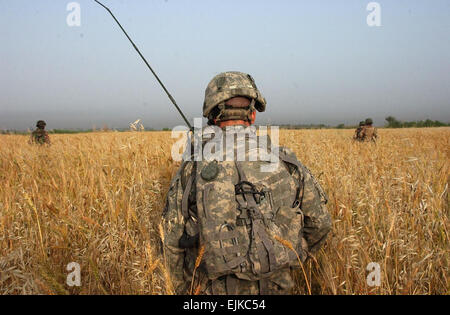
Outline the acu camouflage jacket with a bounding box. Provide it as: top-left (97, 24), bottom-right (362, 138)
top-left (161, 126), bottom-right (332, 294)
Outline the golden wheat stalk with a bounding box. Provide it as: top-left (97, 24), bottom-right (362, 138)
top-left (274, 235), bottom-right (312, 295)
top-left (23, 191), bottom-right (45, 259)
top-left (190, 245), bottom-right (205, 295)
top-left (194, 283), bottom-right (202, 295)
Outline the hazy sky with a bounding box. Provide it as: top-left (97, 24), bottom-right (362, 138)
top-left (1, 0), bottom-right (449, 130)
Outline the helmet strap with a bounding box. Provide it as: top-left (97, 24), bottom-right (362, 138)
top-left (213, 99), bottom-right (256, 125)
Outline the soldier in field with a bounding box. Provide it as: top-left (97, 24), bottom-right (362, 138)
top-left (354, 121), bottom-right (365, 141)
top-left (360, 118), bottom-right (378, 142)
top-left (30, 120), bottom-right (51, 145)
top-left (161, 71), bottom-right (332, 295)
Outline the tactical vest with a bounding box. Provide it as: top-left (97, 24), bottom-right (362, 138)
top-left (32, 130), bottom-right (47, 144)
top-left (362, 126), bottom-right (376, 142)
top-left (181, 130), bottom-right (306, 281)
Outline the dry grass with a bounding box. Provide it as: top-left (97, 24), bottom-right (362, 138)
top-left (0, 128), bottom-right (448, 294)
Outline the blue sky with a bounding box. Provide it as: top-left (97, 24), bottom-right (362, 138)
top-left (0, 0), bottom-right (449, 129)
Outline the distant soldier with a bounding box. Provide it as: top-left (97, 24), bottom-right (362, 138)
top-left (30, 120), bottom-right (51, 145)
top-left (353, 121), bottom-right (365, 141)
top-left (360, 118), bottom-right (377, 142)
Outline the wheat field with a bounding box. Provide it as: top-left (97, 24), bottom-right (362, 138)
top-left (0, 128), bottom-right (448, 295)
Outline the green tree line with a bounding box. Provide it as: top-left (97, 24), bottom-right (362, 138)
top-left (385, 116), bottom-right (449, 128)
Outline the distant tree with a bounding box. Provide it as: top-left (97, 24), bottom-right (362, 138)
top-left (385, 116), bottom-right (402, 128)
top-left (336, 123), bottom-right (345, 129)
top-left (424, 119), bottom-right (434, 127)
top-left (403, 121), bottom-right (416, 128)
top-left (433, 120), bottom-right (447, 127)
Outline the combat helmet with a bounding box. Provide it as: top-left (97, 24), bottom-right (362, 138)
top-left (359, 121), bottom-right (365, 126)
top-left (203, 72), bottom-right (266, 122)
top-left (36, 120), bottom-right (46, 128)
top-left (365, 118), bottom-right (373, 125)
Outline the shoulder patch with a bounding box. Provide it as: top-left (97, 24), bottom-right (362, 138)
top-left (302, 165), bottom-right (328, 204)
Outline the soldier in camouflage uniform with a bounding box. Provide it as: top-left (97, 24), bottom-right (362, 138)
top-left (30, 120), bottom-right (51, 145)
top-left (353, 121), bottom-right (365, 141)
top-left (161, 72), bottom-right (332, 295)
top-left (360, 118), bottom-right (377, 142)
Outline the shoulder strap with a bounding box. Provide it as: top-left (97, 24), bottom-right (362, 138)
top-left (181, 173), bottom-right (194, 220)
top-left (278, 150), bottom-right (304, 208)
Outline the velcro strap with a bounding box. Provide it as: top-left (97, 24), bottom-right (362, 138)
top-left (210, 230), bottom-right (240, 242)
top-left (226, 256), bottom-right (246, 269)
top-left (254, 222), bottom-right (277, 272)
top-left (219, 245), bottom-right (243, 255)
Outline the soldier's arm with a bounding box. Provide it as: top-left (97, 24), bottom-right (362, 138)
top-left (360, 127), bottom-right (366, 140)
top-left (45, 131), bottom-right (51, 145)
top-left (300, 168), bottom-right (332, 253)
top-left (279, 147), bottom-right (332, 254)
top-left (161, 162), bottom-right (190, 294)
